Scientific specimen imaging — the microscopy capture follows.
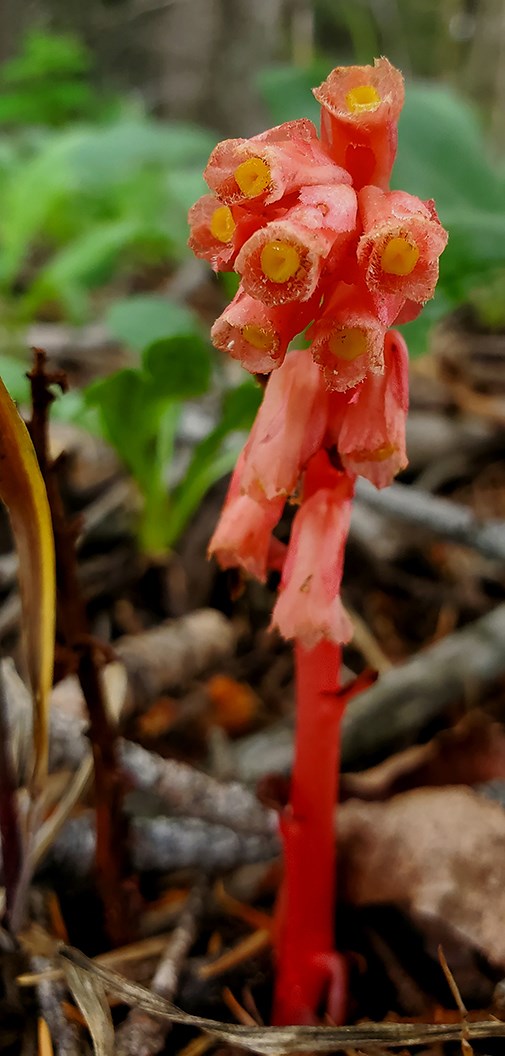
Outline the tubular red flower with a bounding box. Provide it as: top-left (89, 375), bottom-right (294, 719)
top-left (240, 347), bottom-right (329, 501)
top-left (308, 282), bottom-right (401, 391)
top-left (210, 286), bottom-right (319, 374)
top-left (357, 186), bottom-right (448, 303)
top-left (204, 118), bottom-right (351, 210)
top-left (271, 454), bottom-right (354, 647)
top-left (208, 451), bottom-right (284, 581)
top-left (187, 194), bottom-right (261, 272)
top-left (330, 328), bottom-right (409, 488)
top-left (313, 58), bottom-right (404, 190)
top-left (235, 184), bottom-right (357, 307)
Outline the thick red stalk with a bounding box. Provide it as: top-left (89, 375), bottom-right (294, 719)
top-left (272, 638), bottom-right (347, 1026)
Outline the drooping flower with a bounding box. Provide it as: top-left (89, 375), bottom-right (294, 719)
top-left (357, 186), bottom-right (448, 303)
top-left (308, 281), bottom-right (400, 391)
top-left (235, 183), bottom-right (357, 307)
top-left (211, 286), bottom-right (319, 374)
top-left (330, 328), bottom-right (409, 488)
top-left (271, 451), bottom-right (354, 647)
top-left (313, 58), bottom-right (404, 190)
top-left (204, 118), bottom-right (351, 210)
top-left (208, 450), bottom-right (284, 581)
top-left (240, 347), bottom-right (329, 501)
top-left (187, 194), bottom-right (262, 272)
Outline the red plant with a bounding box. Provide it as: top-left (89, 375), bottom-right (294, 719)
top-left (188, 58), bottom-right (447, 1027)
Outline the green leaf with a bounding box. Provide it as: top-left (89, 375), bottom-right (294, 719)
top-left (256, 63), bottom-right (327, 125)
top-left (106, 295), bottom-right (201, 353)
top-left (22, 218), bottom-right (142, 318)
top-left (143, 334), bottom-right (212, 399)
top-left (393, 84), bottom-right (505, 214)
top-left (0, 354), bottom-right (31, 403)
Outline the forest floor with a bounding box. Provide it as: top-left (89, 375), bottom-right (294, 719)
top-left (3, 294), bottom-right (505, 1055)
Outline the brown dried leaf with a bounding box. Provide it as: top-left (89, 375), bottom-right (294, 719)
top-left (342, 712), bottom-right (505, 801)
top-left (63, 957), bottom-right (114, 1056)
top-left (339, 786), bottom-right (505, 967)
top-left (58, 945), bottom-right (505, 1054)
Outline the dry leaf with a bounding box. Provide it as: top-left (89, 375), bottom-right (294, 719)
top-left (206, 675), bottom-right (260, 736)
top-left (342, 712), bottom-right (505, 801)
top-left (63, 957), bottom-right (114, 1056)
top-left (58, 945), bottom-right (505, 1054)
top-left (0, 377), bottom-right (54, 792)
top-left (339, 786), bottom-right (505, 967)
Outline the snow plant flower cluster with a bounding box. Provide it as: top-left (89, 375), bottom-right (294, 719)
top-left (189, 58), bottom-right (447, 647)
top-left (188, 59), bottom-right (447, 1027)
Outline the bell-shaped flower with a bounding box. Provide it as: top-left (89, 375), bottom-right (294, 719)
top-left (271, 452), bottom-right (354, 647)
top-left (330, 329), bottom-right (409, 489)
top-left (313, 58), bottom-right (404, 190)
top-left (208, 450), bottom-right (284, 582)
top-left (188, 194), bottom-right (261, 272)
top-left (204, 119), bottom-right (351, 210)
top-left (308, 281), bottom-right (401, 391)
top-left (357, 186), bottom-right (448, 303)
top-left (211, 286), bottom-right (319, 374)
top-left (235, 183), bottom-right (357, 307)
top-left (240, 347), bottom-right (329, 502)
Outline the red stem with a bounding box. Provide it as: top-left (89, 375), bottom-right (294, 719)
top-left (272, 638), bottom-right (347, 1025)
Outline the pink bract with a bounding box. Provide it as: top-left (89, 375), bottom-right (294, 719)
top-left (240, 347), bottom-right (329, 501)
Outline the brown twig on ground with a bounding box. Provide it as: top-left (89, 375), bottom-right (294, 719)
top-left (28, 348), bottom-right (132, 947)
top-left (115, 880), bottom-right (206, 1056)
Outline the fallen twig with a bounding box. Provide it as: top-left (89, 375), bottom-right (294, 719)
top-left (45, 813), bottom-right (279, 878)
top-left (234, 601), bottom-right (505, 781)
top-left (115, 880), bottom-right (206, 1056)
top-left (32, 955), bottom-right (81, 1056)
top-left (356, 477), bottom-right (505, 561)
top-left (119, 740), bottom-right (277, 836)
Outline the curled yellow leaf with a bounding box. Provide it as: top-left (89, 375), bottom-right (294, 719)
top-left (0, 376), bottom-right (55, 793)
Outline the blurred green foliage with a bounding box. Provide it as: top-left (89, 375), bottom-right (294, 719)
top-left (258, 64), bottom-right (505, 354)
top-left (87, 294), bottom-right (261, 552)
top-left (0, 29), bottom-right (260, 550)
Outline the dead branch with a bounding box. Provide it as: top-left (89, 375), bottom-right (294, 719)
top-left (115, 880), bottom-right (206, 1056)
top-left (355, 477), bottom-right (505, 561)
top-left (119, 740), bottom-right (277, 836)
top-left (234, 600), bottom-right (505, 781)
top-left (31, 955), bottom-right (81, 1056)
top-left (44, 814), bottom-right (279, 877)
top-left (115, 609), bottom-right (236, 714)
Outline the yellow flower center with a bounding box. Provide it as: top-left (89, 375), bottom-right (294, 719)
top-left (345, 85), bottom-right (381, 114)
top-left (210, 205), bottom-right (236, 243)
top-left (381, 236), bottom-right (420, 276)
top-left (260, 240), bottom-right (300, 283)
top-left (351, 443), bottom-right (396, 463)
top-left (242, 324), bottom-right (274, 351)
top-left (234, 157), bottom-right (271, 198)
top-left (328, 326), bottom-right (367, 361)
